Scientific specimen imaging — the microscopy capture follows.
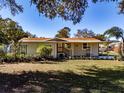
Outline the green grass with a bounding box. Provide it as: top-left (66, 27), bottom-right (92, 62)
top-left (0, 60), bottom-right (124, 93)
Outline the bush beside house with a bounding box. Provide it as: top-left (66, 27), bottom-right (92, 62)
top-left (36, 44), bottom-right (52, 59)
top-left (0, 44), bottom-right (53, 63)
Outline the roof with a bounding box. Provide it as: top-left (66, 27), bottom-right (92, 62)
top-left (20, 37), bottom-right (104, 43)
top-left (20, 38), bottom-right (50, 42)
top-left (61, 38), bottom-right (101, 43)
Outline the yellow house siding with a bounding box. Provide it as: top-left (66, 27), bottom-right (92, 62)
top-left (73, 43), bottom-right (99, 56)
top-left (74, 43), bottom-right (82, 56)
top-left (20, 42), bottom-right (99, 57)
top-left (90, 43), bottom-right (99, 56)
top-left (22, 42), bottom-right (40, 56)
top-left (21, 42), bottom-right (57, 57)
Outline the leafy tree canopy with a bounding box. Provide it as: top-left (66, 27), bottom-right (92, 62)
top-left (104, 26), bottom-right (124, 40)
top-left (74, 28), bottom-right (96, 38)
top-left (104, 26), bottom-right (124, 57)
top-left (0, 31), bottom-right (7, 44)
top-left (94, 34), bottom-right (107, 41)
top-left (26, 31), bottom-right (37, 38)
top-left (55, 27), bottom-right (70, 38)
top-left (74, 28), bottom-right (107, 41)
top-left (0, 0), bottom-right (124, 24)
top-left (0, 0), bottom-right (23, 15)
top-left (0, 18), bottom-right (28, 44)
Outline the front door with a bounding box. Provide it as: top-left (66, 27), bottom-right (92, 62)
top-left (57, 43), bottom-right (64, 58)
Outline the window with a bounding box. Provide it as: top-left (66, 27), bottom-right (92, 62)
top-left (57, 43), bottom-right (63, 53)
top-left (65, 43), bottom-right (71, 49)
top-left (83, 43), bottom-right (90, 49)
top-left (83, 43), bottom-right (87, 49)
top-left (19, 45), bottom-right (27, 55)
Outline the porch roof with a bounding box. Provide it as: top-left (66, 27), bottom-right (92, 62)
top-left (20, 37), bottom-right (106, 43)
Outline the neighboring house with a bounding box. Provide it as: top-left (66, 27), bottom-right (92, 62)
top-left (19, 38), bottom-right (105, 58)
top-left (108, 41), bottom-right (121, 54)
top-left (99, 44), bottom-right (107, 52)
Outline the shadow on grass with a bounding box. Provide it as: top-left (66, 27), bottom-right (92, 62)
top-left (0, 66), bottom-right (124, 93)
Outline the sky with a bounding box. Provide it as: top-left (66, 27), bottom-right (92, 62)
top-left (0, 0), bottom-right (124, 38)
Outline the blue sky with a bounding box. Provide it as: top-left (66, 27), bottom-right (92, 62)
top-left (0, 0), bottom-right (124, 38)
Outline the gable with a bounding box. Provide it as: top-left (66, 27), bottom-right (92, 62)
top-left (46, 38), bottom-right (68, 42)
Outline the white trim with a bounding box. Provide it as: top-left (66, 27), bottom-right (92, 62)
top-left (71, 43), bottom-right (74, 57)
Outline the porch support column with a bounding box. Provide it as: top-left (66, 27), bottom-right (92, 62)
top-left (71, 43), bottom-right (74, 57)
top-left (54, 43), bottom-right (57, 58)
top-left (89, 43), bottom-right (92, 57)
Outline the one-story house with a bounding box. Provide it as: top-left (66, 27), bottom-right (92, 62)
top-left (19, 37), bottom-right (105, 58)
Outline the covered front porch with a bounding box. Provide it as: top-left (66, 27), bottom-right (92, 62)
top-left (54, 42), bottom-right (99, 59)
top-left (46, 38), bottom-right (101, 59)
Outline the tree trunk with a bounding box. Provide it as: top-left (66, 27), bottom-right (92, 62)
top-left (13, 43), bottom-right (17, 58)
top-left (120, 38), bottom-right (124, 59)
top-left (13, 42), bottom-right (18, 58)
top-left (122, 39), bottom-right (124, 56)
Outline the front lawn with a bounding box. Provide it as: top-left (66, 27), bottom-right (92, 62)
top-left (0, 60), bottom-right (124, 93)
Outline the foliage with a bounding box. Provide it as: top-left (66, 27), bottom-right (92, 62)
top-left (55, 27), bottom-right (70, 38)
top-left (95, 34), bottom-right (107, 41)
top-left (31, 0), bottom-right (88, 24)
top-left (37, 44), bottom-right (52, 58)
top-left (0, 18), bottom-right (28, 57)
top-left (26, 31), bottom-right (37, 38)
top-left (0, 44), bottom-right (5, 57)
top-left (104, 26), bottom-right (124, 40)
top-left (119, 0), bottom-right (124, 13)
top-left (0, 0), bottom-right (23, 15)
top-left (0, 54), bottom-right (44, 63)
top-left (1, 0), bottom-right (123, 24)
top-left (74, 28), bottom-right (107, 41)
top-left (0, 31), bottom-right (7, 44)
top-left (74, 28), bottom-right (95, 38)
top-left (0, 18), bottom-right (28, 44)
top-left (104, 26), bottom-right (124, 59)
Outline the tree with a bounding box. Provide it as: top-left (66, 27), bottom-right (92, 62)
top-left (6, 21), bottom-right (28, 57)
top-left (1, 0), bottom-right (124, 24)
top-left (55, 27), bottom-right (70, 38)
top-left (26, 31), bottom-right (37, 38)
top-left (0, 31), bottom-right (8, 44)
top-left (0, 0), bottom-right (23, 15)
top-left (94, 34), bottom-right (107, 41)
top-left (119, 0), bottom-right (124, 13)
top-left (0, 18), bottom-right (28, 57)
top-left (74, 28), bottom-right (95, 38)
top-left (104, 26), bottom-right (124, 58)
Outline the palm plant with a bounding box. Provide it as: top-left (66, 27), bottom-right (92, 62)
top-left (104, 26), bottom-right (124, 58)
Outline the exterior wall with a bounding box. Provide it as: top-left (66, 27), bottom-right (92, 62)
top-left (73, 43), bottom-right (83, 56)
top-left (72, 43), bottom-right (99, 56)
top-left (20, 42), bottom-right (41, 56)
top-left (90, 43), bottom-right (99, 56)
top-left (20, 42), bottom-right (57, 57)
top-left (20, 42), bottom-right (99, 58)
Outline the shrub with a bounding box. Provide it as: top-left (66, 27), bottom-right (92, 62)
top-left (0, 49), bottom-right (5, 58)
top-left (36, 44), bottom-right (52, 58)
